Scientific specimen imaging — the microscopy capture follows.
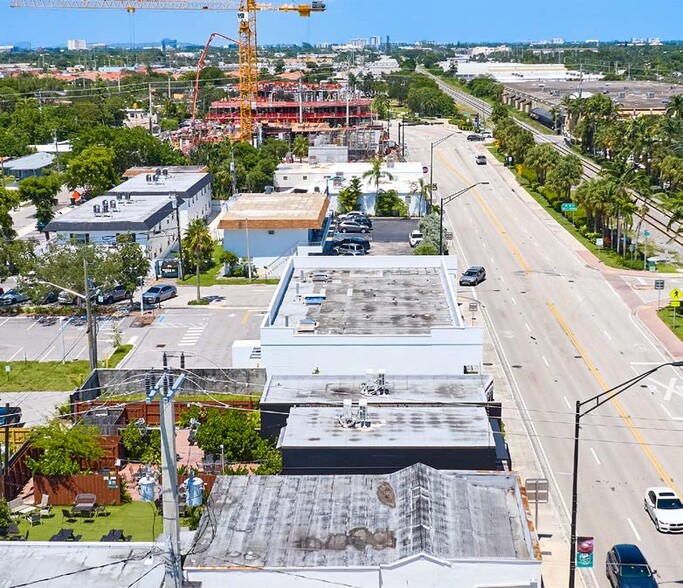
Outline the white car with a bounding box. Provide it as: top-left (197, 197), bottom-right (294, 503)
top-left (409, 230), bottom-right (424, 247)
top-left (644, 487), bottom-right (683, 533)
top-left (480, 130), bottom-right (493, 139)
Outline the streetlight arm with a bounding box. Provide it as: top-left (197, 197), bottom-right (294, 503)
top-left (24, 275), bottom-right (85, 301)
top-left (442, 182), bottom-right (489, 206)
top-left (579, 360), bottom-right (683, 418)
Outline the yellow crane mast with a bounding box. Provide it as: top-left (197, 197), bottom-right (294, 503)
top-left (10, 0), bottom-right (326, 141)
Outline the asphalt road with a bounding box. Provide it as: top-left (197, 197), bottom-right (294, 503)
top-left (405, 124), bottom-right (683, 587)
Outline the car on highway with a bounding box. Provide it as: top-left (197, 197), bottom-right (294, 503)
top-left (459, 266), bottom-right (486, 286)
top-left (466, 133), bottom-right (484, 141)
top-left (0, 289), bottom-right (29, 305)
top-left (644, 487), bottom-right (683, 533)
top-left (606, 544), bottom-right (658, 588)
top-left (143, 284), bottom-right (177, 304)
top-left (337, 218), bottom-right (371, 234)
top-left (409, 230), bottom-right (424, 247)
top-left (475, 154), bottom-right (487, 165)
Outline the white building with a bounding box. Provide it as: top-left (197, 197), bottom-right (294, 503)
top-left (442, 61), bottom-right (571, 83)
top-left (233, 255), bottom-right (483, 375)
top-left (185, 463), bottom-right (542, 588)
top-left (217, 192), bottom-right (331, 276)
top-left (356, 55), bottom-right (400, 78)
top-left (274, 160), bottom-right (428, 216)
top-left (67, 39), bottom-right (87, 51)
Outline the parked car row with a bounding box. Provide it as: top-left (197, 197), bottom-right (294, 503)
top-left (336, 211), bottom-right (373, 234)
top-left (0, 283), bottom-right (136, 307)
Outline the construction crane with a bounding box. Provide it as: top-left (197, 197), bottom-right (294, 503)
top-left (11, 0), bottom-right (326, 141)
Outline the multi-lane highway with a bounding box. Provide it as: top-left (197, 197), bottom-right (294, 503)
top-left (405, 124), bottom-right (683, 587)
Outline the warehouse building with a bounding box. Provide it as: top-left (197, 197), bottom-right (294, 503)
top-left (185, 463), bottom-right (542, 588)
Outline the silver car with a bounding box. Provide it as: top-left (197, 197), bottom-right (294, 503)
top-left (143, 284), bottom-right (177, 304)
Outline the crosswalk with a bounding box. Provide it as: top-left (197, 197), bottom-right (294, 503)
top-left (179, 325), bottom-right (206, 347)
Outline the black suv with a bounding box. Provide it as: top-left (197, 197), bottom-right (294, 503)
top-left (606, 544), bottom-right (658, 588)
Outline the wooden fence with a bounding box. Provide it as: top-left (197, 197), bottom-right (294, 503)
top-left (73, 399), bottom-right (258, 427)
top-left (0, 442), bottom-right (40, 500)
top-left (33, 474), bottom-right (122, 506)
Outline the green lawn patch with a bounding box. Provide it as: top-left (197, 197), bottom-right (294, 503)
top-left (657, 307), bottom-right (683, 341)
top-left (15, 501), bottom-right (159, 542)
top-left (0, 345), bottom-right (132, 392)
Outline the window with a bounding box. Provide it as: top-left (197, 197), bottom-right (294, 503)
top-left (70, 233), bottom-right (89, 244)
top-left (268, 230), bottom-right (275, 235)
top-left (283, 176), bottom-right (288, 180)
top-left (303, 175), bottom-right (307, 180)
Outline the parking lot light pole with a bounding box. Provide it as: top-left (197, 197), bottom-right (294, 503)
top-left (439, 182), bottom-right (489, 254)
top-left (567, 360), bottom-right (683, 588)
top-left (429, 133), bottom-right (457, 207)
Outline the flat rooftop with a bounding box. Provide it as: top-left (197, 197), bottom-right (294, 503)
top-left (279, 406), bottom-right (494, 448)
top-left (262, 373), bottom-right (493, 405)
top-left (217, 192), bottom-right (330, 230)
top-left (276, 160), bottom-right (424, 176)
top-left (109, 171), bottom-right (211, 197)
top-left (272, 265), bottom-right (456, 335)
top-left (505, 79), bottom-right (683, 111)
top-left (186, 463), bottom-right (537, 570)
top-left (123, 165), bottom-right (208, 177)
top-left (45, 193), bottom-right (173, 232)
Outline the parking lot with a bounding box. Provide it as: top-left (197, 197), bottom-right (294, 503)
top-left (330, 217), bottom-right (419, 255)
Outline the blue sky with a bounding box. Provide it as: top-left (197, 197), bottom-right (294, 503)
top-left (1, 0), bottom-right (682, 48)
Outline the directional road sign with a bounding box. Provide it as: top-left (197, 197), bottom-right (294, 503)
top-left (654, 280), bottom-right (665, 290)
top-left (561, 203), bottom-right (578, 212)
top-left (670, 288), bottom-right (682, 301)
top-left (643, 230), bottom-right (651, 237)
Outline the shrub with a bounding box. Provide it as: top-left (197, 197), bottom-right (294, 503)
top-left (413, 242), bottom-right (439, 255)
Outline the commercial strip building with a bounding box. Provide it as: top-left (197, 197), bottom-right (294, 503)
top-left (185, 463), bottom-right (542, 588)
top-left (217, 192), bottom-right (332, 275)
top-left (273, 160), bottom-right (428, 216)
top-left (3, 152), bottom-right (54, 179)
top-left (233, 255), bottom-right (483, 375)
top-left (259, 372), bottom-right (496, 439)
top-left (278, 405), bottom-right (502, 474)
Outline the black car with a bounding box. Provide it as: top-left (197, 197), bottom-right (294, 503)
top-left (467, 133), bottom-right (484, 141)
top-left (328, 236), bottom-right (371, 253)
top-left (459, 266), bottom-right (486, 286)
top-left (606, 544), bottom-right (658, 588)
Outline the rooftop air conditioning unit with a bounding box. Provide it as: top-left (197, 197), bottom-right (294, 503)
top-left (110, 200), bottom-right (117, 211)
top-left (116, 193), bottom-right (123, 201)
top-left (647, 92), bottom-right (655, 99)
top-left (153, 174), bottom-right (160, 183)
top-left (146, 174), bottom-right (153, 182)
top-left (264, 186), bottom-right (274, 194)
top-left (155, 168), bottom-right (162, 176)
top-left (162, 169), bottom-right (168, 176)
top-left (124, 193), bottom-right (132, 202)
top-left (102, 201), bottom-right (109, 213)
top-left (93, 204), bottom-right (101, 215)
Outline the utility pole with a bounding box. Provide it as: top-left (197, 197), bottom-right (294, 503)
top-left (230, 146), bottom-right (237, 196)
top-left (53, 129), bottom-right (60, 172)
top-left (146, 353), bottom-right (185, 588)
top-left (148, 83), bottom-right (154, 134)
top-left (173, 193), bottom-right (184, 280)
top-left (83, 258), bottom-right (97, 371)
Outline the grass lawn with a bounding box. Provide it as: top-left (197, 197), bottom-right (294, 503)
top-left (0, 345), bottom-right (132, 392)
top-left (15, 501), bottom-right (160, 542)
top-left (177, 243), bottom-right (279, 288)
top-left (658, 307), bottom-right (683, 341)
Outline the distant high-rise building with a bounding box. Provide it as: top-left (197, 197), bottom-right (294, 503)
top-left (385, 35), bottom-right (391, 53)
top-left (161, 38), bottom-right (178, 51)
top-left (368, 36), bottom-right (382, 48)
top-left (349, 38), bottom-right (366, 49)
top-left (67, 39), bottom-right (87, 51)
top-left (12, 41), bottom-right (31, 51)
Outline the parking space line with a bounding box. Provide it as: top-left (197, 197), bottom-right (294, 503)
top-left (563, 395), bottom-right (572, 410)
top-left (8, 347), bottom-right (24, 361)
top-left (26, 321), bottom-right (38, 332)
top-left (0, 318), bottom-right (9, 328)
top-left (590, 448), bottom-right (601, 465)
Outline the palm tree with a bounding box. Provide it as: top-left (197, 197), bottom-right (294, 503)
top-left (184, 218), bottom-right (214, 302)
top-left (547, 155), bottom-right (583, 201)
top-left (362, 158), bottom-right (394, 202)
top-left (409, 178), bottom-right (432, 215)
top-left (666, 94), bottom-right (683, 119)
top-left (524, 144), bottom-right (560, 185)
top-left (666, 193), bottom-right (683, 241)
top-left (292, 135), bottom-right (308, 163)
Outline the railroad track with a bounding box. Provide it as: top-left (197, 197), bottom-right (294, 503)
top-left (418, 67), bottom-right (683, 250)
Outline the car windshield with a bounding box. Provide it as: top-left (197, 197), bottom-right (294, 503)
top-left (412, 232), bottom-right (423, 238)
top-left (657, 498), bottom-right (683, 509)
top-left (620, 563), bottom-right (652, 578)
top-left (465, 269), bottom-right (479, 276)
top-left (147, 287), bottom-right (161, 293)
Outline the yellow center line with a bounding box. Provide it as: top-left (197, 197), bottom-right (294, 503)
top-left (435, 150), bottom-right (531, 273)
top-left (548, 301), bottom-right (680, 495)
top-left (241, 310), bottom-right (251, 325)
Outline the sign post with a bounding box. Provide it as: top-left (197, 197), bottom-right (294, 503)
top-left (576, 536), bottom-right (594, 568)
top-left (561, 202), bottom-right (577, 225)
top-left (643, 230), bottom-right (651, 271)
top-left (525, 478), bottom-right (549, 532)
top-left (655, 279), bottom-right (665, 309)
top-left (671, 288), bottom-right (682, 330)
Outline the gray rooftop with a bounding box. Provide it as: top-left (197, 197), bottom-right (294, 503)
top-left (279, 406), bottom-right (494, 448)
top-left (45, 193), bottom-right (174, 233)
top-left (186, 463), bottom-right (537, 570)
top-left (6, 152), bottom-right (54, 170)
top-left (0, 542), bottom-right (164, 587)
top-left (262, 373), bottom-right (493, 405)
top-left (109, 171), bottom-right (211, 199)
top-left (505, 79), bottom-right (683, 111)
top-left (273, 266), bottom-right (455, 335)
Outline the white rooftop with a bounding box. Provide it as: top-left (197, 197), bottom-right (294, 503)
top-left (109, 171), bottom-right (210, 197)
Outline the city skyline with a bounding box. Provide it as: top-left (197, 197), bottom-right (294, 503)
top-left (1, 0), bottom-right (683, 48)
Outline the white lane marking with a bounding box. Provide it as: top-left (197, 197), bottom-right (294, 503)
top-left (660, 404), bottom-right (680, 420)
top-left (627, 518), bottom-right (642, 542)
top-left (542, 355), bottom-right (549, 367)
top-left (26, 321), bottom-right (37, 332)
top-left (563, 396), bottom-right (572, 410)
top-left (490, 256), bottom-right (495, 264)
top-left (0, 318), bottom-right (9, 328)
top-left (636, 277), bottom-right (646, 285)
top-left (603, 330), bottom-right (612, 341)
top-left (126, 336), bottom-right (138, 345)
top-left (75, 345), bottom-right (87, 359)
top-left (8, 347), bottom-right (24, 361)
top-left (42, 345), bottom-right (55, 359)
top-left (575, 293), bottom-right (582, 302)
top-left (177, 343), bottom-right (197, 347)
top-left (510, 297), bottom-right (517, 305)
top-left (525, 323), bottom-right (531, 332)
top-left (590, 448), bottom-right (601, 465)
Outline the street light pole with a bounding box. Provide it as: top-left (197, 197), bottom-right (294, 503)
top-left (429, 132), bottom-right (456, 209)
top-left (567, 360), bottom-right (683, 588)
top-left (83, 258), bottom-right (98, 371)
top-left (439, 182), bottom-right (489, 254)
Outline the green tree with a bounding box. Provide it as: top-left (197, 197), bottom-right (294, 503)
top-left (25, 421), bottom-right (104, 476)
top-left (413, 241), bottom-right (438, 255)
top-left (65, 145), bottom-right (119, 196)
top-left (292, 134), bottom-right (308, 163)
top-left (547, 155), bottom-right (583, 200)
top-left (524, 144), bottom-right (560, 185)
top-left (115, 237), bottom-right (150, 292)
top-left (375, 189), bottom-right (408, 217)
top-left (0, 498), bottom-right (11, 529)
top-left (362, 158), bottom-right (394, 198)
top-left (337, 177), bottom-right (362, 213)
top-left (18, 174), bottom-right (62, 219)
top-left (121, 421), bottom-right (161, 465)
top-left (184, 219), bottom-right (214, 301)
top-left (666, 94), bottom-right (683, 119)
top-left (418, 212), bottom-right (444, 252)
top-left (0, 186), bottom-right (20, 241)
top-left (409, 178), bottom-right (432, 212)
